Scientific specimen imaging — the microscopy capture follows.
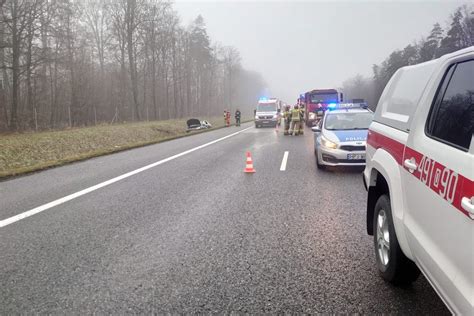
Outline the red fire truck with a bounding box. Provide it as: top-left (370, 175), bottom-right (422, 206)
top-left (301, 89), bottom-right (343, 127)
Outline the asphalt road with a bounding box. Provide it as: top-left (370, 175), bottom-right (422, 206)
top-left (0, 122), bottom-right (448, 314)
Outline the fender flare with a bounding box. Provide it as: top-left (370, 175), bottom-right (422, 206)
top-left (367, 148), bottom-right (414, 260)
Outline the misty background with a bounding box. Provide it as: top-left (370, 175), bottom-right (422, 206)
top-left (0, 0), bottom-right (473, 131)
top-left (175, 0), bottom-right (470, 104)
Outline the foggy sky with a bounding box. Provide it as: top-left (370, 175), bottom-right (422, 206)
top-left (174, 0), bottom-right (467, 103)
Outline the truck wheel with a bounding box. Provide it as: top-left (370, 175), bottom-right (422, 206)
top-left (373, 194), bottom-right (420, 285)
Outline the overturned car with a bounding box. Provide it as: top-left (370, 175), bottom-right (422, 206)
top-left (186, 118), bottom-right (212, 132)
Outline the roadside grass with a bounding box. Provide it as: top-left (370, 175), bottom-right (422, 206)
top-left (0, 117), bottom-right (247, 179)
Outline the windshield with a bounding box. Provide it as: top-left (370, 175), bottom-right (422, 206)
top-left (257, 103), bottom-right (277, 112)
top-left (310, 93), bottom-right (338, 103)
top-left (324, 112), bottom-right (374, 130)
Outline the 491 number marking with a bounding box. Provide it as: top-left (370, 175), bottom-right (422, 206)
top-left (416, 155), bottom-right (459, 205)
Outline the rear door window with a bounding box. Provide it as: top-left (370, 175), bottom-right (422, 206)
top-left (427, 60), bottom-right (474, 151)
top-left (376, 60), bottom-right (437, 131)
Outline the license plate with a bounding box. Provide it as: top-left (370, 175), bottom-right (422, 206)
top-left (262, 121), bottom-right (269, 124)
top-left (347, 154), bottom-right (365, 160)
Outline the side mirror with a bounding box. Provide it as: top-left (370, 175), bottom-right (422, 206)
top-left (311, 126), bottom-right (321, 133)
top-left (277, 108), bottom-right (281, 113)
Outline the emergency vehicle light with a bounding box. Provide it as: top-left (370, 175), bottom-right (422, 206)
top-left (331, 102), bottom-right (368, 110)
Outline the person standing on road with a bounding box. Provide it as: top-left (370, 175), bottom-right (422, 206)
top-left (235, 109), bottom-right (241, 126)
top-left (226, 111), bottom-right (231, 127)
top-left (289, 105), bottom-right (301, 136)
top-left (283, 105), bottom-right (291, 135)
top-left (299, 103), bottom-right (305, 135)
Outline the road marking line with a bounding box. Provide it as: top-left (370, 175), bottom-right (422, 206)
top-left (0, 126), bottom-right (253, 228)
top-left (280, 151), bottom-right (289, 171)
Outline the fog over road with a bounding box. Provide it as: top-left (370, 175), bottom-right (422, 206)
top-left (0, 124), bottom-right (447, 313)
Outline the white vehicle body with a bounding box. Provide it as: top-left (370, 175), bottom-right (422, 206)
top-left (255, 98), bottom-right (280, 127)
top-left (313, 107), bottom-right (374, 167)
top-left (363, 46), bottom-right (473, 314)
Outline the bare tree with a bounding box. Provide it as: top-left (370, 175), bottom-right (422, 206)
top-left (0, 0), bottom-right (266, 131)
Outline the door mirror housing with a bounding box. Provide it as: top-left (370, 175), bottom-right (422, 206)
top-left (312, 126), bottom-right (321, 133)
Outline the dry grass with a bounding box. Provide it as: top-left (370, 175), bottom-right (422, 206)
top-left (0, 117), bottom-right (238, 179)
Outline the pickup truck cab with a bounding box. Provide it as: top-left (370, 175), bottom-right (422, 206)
top-left (364, 46), bottom-right (473, 314)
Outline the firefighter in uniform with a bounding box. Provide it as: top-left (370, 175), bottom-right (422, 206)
top-left (299, 103), bottom-right (305, 135)
top-left (224, 110), bottom-right (231, 127)
top-left (289, 105), bottom-right (301, 136)
top-left (283, 105), bottom-right (291, 135)
top-left (235, 109), bottom-right (241, 126)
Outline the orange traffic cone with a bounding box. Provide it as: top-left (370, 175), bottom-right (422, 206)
top-left (244, 151), bottom-right (256, 173)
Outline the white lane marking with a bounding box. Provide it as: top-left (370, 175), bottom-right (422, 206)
top-left (280, 151), bottom-right (289, 171)
top-left (0, 126), bottom-right (253, 228)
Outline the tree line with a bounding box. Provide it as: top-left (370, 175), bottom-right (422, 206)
top-left (0, 0), bottom-right (266, 131)
top-left (341, 4), bottom-right (474, 109)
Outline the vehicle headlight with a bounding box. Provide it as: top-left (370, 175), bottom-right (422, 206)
top-left (321, 135), bottom-right (338, 149)
top-left (309, 112), bottom-right (316, 120)
top-left (273, 114), bottom-right (278, 119)
top-left (255, 115), bottom-right (259, 119)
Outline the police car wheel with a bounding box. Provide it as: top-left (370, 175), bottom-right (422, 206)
top-left (315, 151), bottom-right (324, 169)
top-left (373, 194), bottom-right (420, 285)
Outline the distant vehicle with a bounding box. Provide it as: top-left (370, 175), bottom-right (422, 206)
top-left (302, 89), bottom-right (343, 127)
top-left (186, 119), bottom-right (212, 132)
top-left (255, 98), bottom-right (281, 128)
top-left (312, 104), bottom-right (373, 169)
top-left (363, 47), bottom-right (473, 314)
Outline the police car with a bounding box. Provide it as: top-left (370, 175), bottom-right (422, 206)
top-left (312, 104), bottom-right (374, 169)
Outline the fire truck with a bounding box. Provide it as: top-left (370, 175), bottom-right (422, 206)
top-left (301, 89), bottom-right (343, 127)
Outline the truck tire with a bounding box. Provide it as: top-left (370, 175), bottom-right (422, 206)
top-left (373, 194), bottom-right (420, 285)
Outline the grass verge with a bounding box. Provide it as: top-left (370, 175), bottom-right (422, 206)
top-left (0, 117), bottom-right (250, 179)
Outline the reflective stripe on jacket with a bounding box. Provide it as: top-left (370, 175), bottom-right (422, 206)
top-left (291, 109), bottom-right (301, 121)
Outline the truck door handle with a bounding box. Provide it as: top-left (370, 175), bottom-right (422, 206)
top-left (461, 197), bottom-right (474, 219)
top-left (403, 159), bottom-right (417, 171)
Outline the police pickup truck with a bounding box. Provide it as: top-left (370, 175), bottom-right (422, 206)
top-left (363, 47), bottom-right (473, 314)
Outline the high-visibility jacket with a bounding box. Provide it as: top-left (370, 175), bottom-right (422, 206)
top-left (299, 108), bottom-right (305, 121)
top-left (291, 109), bottom-right (301, 121)
top-left (282, 111), bottom-right (290, 124)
